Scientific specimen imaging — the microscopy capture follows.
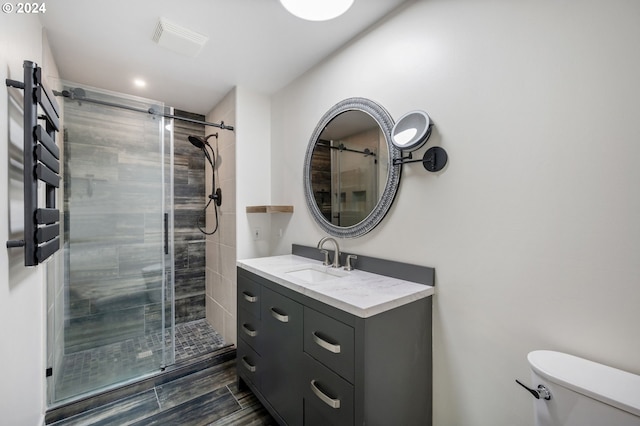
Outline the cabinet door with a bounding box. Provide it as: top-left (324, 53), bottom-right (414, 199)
top-left (261, 287), bottom-right (303, 425)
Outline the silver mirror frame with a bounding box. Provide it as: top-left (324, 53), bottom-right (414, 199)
top-left (303, 97), bottom-right (402, 238)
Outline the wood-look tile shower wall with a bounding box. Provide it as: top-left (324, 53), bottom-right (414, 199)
top-left (172, 110), bottom-right (207, 324)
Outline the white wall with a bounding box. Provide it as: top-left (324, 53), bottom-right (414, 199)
top-left (0, 13), bottom-right (48, 426)
top-left (206, 86), bottom-right (271, 346)
top-left (269, 1), bottom-right (640, 425)
top-left (236, 86), bottom-right (272, 261)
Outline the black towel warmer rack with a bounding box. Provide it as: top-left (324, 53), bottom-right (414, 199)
top-left (6, 60), bottom-right (61, 266)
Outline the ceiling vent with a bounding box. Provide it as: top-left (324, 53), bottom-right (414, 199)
top-left (152, 18), bottom-right (209, 57)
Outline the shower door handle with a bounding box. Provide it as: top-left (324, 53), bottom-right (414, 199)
top-left (164, 213), bottom-right (169, 255)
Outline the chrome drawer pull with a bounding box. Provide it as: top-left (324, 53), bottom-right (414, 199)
top-left (313, 331), bottom-right (341, 354)
top-left (242, 324), bottom-right (257, 337)
top-left (310, 380), bottom-right (340, 409)
top-left (241, 357), bottom-right (256, 373)
top-left (270, 307), bottom-right (289, 323)
top-left (242, 292), bottom-right (257, 303)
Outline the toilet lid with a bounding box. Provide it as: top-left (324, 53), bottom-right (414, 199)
top-left (528, 350), bottom-right (640, 417)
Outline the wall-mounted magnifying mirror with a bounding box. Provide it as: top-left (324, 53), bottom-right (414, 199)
top-left (392, 110), bottom-right (447, 172)
top-left (392, 110), bottom-right (432, 151)
top-left (303, 98), bottom-right (402, 238)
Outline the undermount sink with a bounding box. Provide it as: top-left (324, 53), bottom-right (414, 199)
top-left (285, 264), bottom-right (347, 283)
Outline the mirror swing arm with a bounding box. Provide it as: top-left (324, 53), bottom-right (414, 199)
top-left (392, 146), bottom-right (448, 172)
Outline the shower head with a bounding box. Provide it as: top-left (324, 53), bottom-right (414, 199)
top-left (187, 132), bottom-right (222, 235)
top-left (188, 133), bottom-right (219, 173)
top-left (188, 133), bottom-right (218, 149)
top-left (188, 135), bottom-right (206, 149)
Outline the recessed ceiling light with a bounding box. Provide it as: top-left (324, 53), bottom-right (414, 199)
top-left (279, 0), bottom-right (354, 21)
top-left (134, 79), bottom-right (146, 88)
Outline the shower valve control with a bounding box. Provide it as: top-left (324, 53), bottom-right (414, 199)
top-left (210, 188), bottom-right (222, 206)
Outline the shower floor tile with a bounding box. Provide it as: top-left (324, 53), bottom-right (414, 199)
top-left (55, 319), bottom-right (225, 402)
top-left (174, 319), bottom-right (224, 362)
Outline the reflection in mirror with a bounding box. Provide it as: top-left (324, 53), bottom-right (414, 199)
top-left (304, 98), bottom-right (401, 238)
top-left (310, 110), bottom-right (384, 227)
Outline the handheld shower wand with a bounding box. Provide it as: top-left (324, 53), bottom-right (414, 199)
top-left (188, 133), bottom-right (221, 234)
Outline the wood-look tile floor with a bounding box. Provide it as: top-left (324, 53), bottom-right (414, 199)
top-left (50, 359), bottom-right (276, 426)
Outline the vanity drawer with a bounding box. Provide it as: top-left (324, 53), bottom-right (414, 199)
top-left (261, 286), bottom-right (303, 332)
top-left (304, 307), bottom-right (355, 383)
top-left (237, 339), bottom-right (262, 390)
top-left (303, 353), bottom-right (354, 426)
top-left (238, 308), bottom-right (261, 354)
top-left (238, 274), bottom-right (261, 318)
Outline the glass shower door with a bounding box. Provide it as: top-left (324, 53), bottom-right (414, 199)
top-left (49, 83), bottom-right (175, 404)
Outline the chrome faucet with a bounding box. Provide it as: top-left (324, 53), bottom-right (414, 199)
top-left (317, 237), bottom-right (341, 268)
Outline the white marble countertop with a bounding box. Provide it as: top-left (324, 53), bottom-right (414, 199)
top-left (237, 254), bottom-right (434, 318)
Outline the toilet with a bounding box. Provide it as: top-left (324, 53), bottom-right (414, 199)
top-left (526, 350), bottom-right (640, 426)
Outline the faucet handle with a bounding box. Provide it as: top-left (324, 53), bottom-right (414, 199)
top-left (320, 249), bottom-right (330, 266)
top-left (344, 254), bottom-right (357, 271)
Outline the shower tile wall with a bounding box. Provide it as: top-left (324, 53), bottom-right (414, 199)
top-left (172, 110), bottom-right (207, 324)
top-left (63, 104), bottom-right (207, 353)
top-left (205, 90), bottom-right (237, 346)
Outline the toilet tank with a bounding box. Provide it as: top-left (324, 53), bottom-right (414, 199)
top-left (527, 350), bottom-right (640, 426)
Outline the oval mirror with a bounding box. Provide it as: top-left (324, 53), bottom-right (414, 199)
top-left (303, 97), bottom-right (402, 238)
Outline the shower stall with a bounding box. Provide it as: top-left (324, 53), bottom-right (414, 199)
top-left (46, 83), bottom-right (224, 405)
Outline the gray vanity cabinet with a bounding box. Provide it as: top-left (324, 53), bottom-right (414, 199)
top-left (237, 267), bottom-right (432, 426)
